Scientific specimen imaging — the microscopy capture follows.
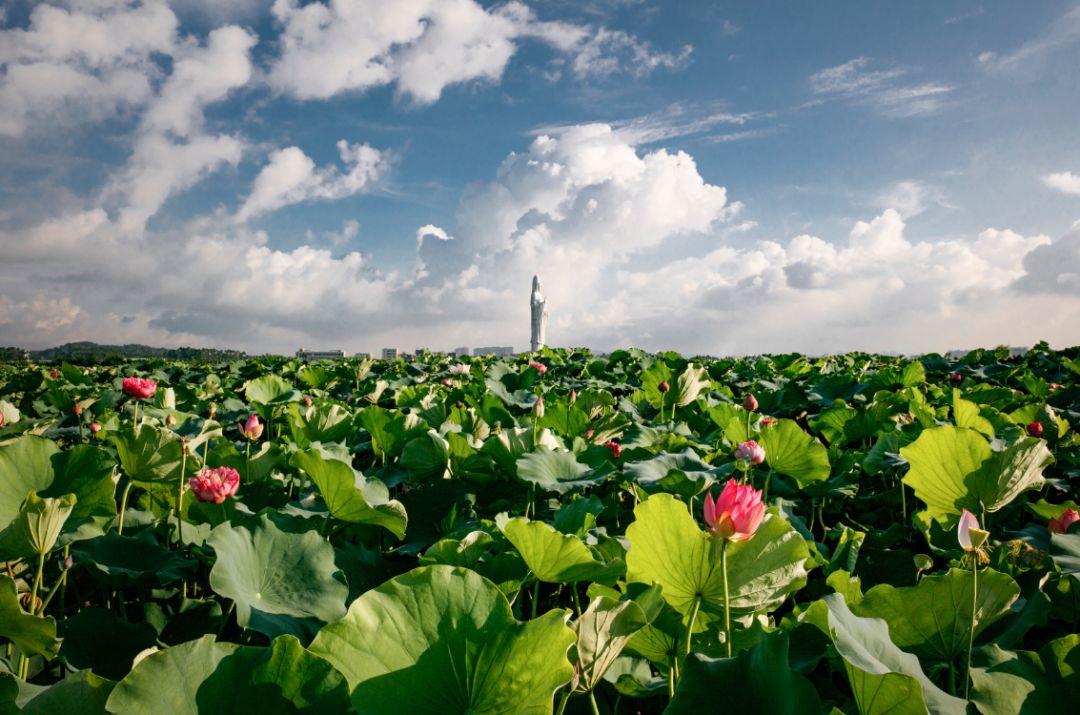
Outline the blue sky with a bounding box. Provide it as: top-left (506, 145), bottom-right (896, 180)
top-left (2, 0), bottom-right (1079, 355)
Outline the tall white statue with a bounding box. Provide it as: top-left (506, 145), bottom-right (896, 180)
top-left (530, 275), bottom-right (548, 352)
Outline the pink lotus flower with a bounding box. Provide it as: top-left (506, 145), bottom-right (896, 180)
top-left (704, 479), bottom-right (766, 543)
top-left (735, 440), bottom-right (766, 465)
top-left (188, 466), bottom-right (240, 504)
top-left (603, 441), bottom-right (622, 459)
top-left (529, 361), bottom-right (548, 374)
top-left (239, 414), bottom-right (263, 440)
top-left (760, 416), bottom-right (778, 427)
top-left (90, 422), bottom-right (102, 434)
top-left (0, 412), bottom-right (4, 428)
top-left (73, 404), bottom-right (83, 416)
top-left (1049, 508), bottom-right (1080, 535)
top-left (741, 394), bottom-right (758, 412)
top-left (658, 381), bottom-right (670, 393)
top-left (303, 395), bottom-right (313, 406)
top-left (958, 508), bottom-right (989, 551)
top-left (122, 377), bottom-right (157, 399)
top-left (949, 372), bottom-right (963, 382)
top-left (449, 363), bottom-right (470, 375)
top-left (50, 369), bottom-right (59, 379)
top-left (534, 395), bottom-right (545, 419)
top-left (441, 378), bottom-right (453, 386)
top-left (1027, 421), bottom-right (1044, 438)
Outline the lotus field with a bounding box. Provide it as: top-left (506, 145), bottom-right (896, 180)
top-left (2, 344), bottom-right (1080, 714)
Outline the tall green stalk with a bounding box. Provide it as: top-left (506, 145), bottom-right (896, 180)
top-left (721, 539), bottom-right (732, 657)
top-left (176, 447), bottom-right (187, 547)
top-left (964, 556), bottom-right (979, 700)
top-left (117, 479), bottom-right (134, 535)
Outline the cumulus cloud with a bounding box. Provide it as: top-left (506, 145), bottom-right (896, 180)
top-left (810, 57), bottom-right (953, 118)
top-left (267, 0), bottom-right (691, 103)
top-left (236, 141), bottom-right (391, 222)
top-left (0, 0), bottom-right (177, 135)
top-left (1044, 171), bottom-right (1080, 196)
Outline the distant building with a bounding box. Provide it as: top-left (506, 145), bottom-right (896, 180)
top-left (474, 346), bottom-right (514, 357)
top-left (414, 347), bottom-right (427, 358)
top-left (296, 348), bottom-right (345, 359)
top-left (354, 352), bottom-right (371, 359)
top-left (453, 346), bottom-right (470, 357)
top-left (381, 348), bottom-right (398, 360)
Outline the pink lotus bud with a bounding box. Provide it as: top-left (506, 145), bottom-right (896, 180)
top-left (1027, 421), bottom-right (1044, 438)
top-left (122, 377), bottom-right (157, 399)
top-left (760, 416), bottom-right (778, 427)
top-left (958, 508), bottom-right (989, 551)
top-left (1049, 383), bottom-right (1063, 393)
top-left (569, 389), bottom-right (577, 405)
top-left (704, 479), bottom-right (766, 543)
top-left (534, 395), bottom-right (545, 419)
top-left (73, 404), bottom-right (83, 416)
top-left (441, 378), bottom-right (453, 386)
top-left (0, 412), bottom-right (5, 428)
top-left (90, 422), bottom-right (102, 434)
top-left (584, 429), bottom-right (594, 439)
top-left (741, 394), bottom-right (758, 412)
top-left (603, 440), bottom-right (622, 459)
top-left (240, 414), bottom-right (263, 441)
top-left (949, 372), bottom-right (962, 382)
top-left (1049, 508), bottom-right (1080, 535)
top-left (303, 395), bottom-right (313, 407)
top-left (50, 369), bottom-right (59, 379)
top-left (658, 381), bottom-right (670, 393)
top-left (735, 440), bottom-right (766, 465)
top-left (188, 466), bottom-right (240, 504)
top-left (529, 361), bottom-right (548, 374)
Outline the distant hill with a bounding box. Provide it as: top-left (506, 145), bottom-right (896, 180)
top-left (1, 342), bottom-right (246, 364)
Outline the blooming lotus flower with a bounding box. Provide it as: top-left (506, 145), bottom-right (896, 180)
top-left (529, 361), bottom-right (548, 374)
top-left (122, 377), bottom-right (157, 399)
top-left (704, 479), bottom-right (766, 543)
top-left (239, 414), bottom-right (263, 440)
top-left (1027, 421), bottom-right (1044, 438)
top-left (603, 441), bottom-right (622, 459)
top-left (188, 466), bottom-right (240, 504)
top-left (1049, 508), bottom-right (1080, 535)
top-left (449, 363), bottom-right (470, 375)
top-left (735, 440), bottom-right (766, 465)
top-left (741, 394), bottom-right (758, 412)
top-left (958, 508), bottom-right (989, 551)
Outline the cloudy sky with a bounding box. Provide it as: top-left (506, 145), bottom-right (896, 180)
top-left (2, 0), bottom-right (1079, 356)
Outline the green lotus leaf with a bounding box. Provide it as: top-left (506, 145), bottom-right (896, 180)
top-left (811, 594), bottom-right (967, 715)
top-left (625, 494), bottom-right (810, 620)
top-left (572, 595), bottom-right (651, 693)
top-left (357, 406), bottom-right (420, 461)
top-left (0, 492), bottom-right (75, 560)
top-left (674, 363), bottom-right (711, 408)
top-left (901, 426), bottom-right (1051, 526)
top-left (112, 425), bottom-right (184, 485)
top-left (71, 530), bottom-right (196, 587)
top-left (500, 516), bottom-right (624, 584)
top-left (479, 427), bottom-right (560, 477)
top-left (208, 514), bottom-right (348, 641)
top-left (624, 449), bottom-right (725, 497)
top-left (758, 419), bottom-right (831, 487)
top-left (419, 530), bottom-right (494, 569)
top-left (516, 447), bottom-right (604, 494)
top-left (1049, 532), bottom-right (1080, 584)
top-left (400, 429), bottom-right (451, 480)
top-left (107, 634), bottom-right (349, 714)
top-left (668, 632), bottom-right (821, 714)
top-left (59, 607), bottom-right (158, 680)
top-left (309, 565), bottom-right (575, 714)
top-left (970, 635), bottom-right (1080, 714)
top-left (851, 568), bottom-right (1020, 661)
top-left (18, 670), bottom-right (115, 715)
top-left (245, 374), bottom-right (302, 406)
top-left (0, 575), bottom-right (59, 659)
top-left (953, 389), bottom-right (994, 437)
top-left (291, 447), bottom-right (407, 538)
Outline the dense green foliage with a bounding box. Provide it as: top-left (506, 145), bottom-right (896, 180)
top-left (0, 342), bottom-right (1078, 713)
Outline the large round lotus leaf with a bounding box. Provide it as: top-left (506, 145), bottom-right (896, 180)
top-left (72, 530), bottom-right (196, 587)
top-left (59, 607), bottom-right (158, 680)
top-left (625, 494), bottom-right (810, 620)
top-left (805, 594), bottom-right (966, 715)
top-left (499, 516), bottom-right (624, 584)
top-left (291, 447), bottom-right (407, 538)
top-left (245, 375), bottom-right (302, 406)
top-left (208, 514), bottom-right (348, 641)
top-left (111, 425), bottom-right (184, 485)
top-left (970, 635), bottom-right (1080, 715)
top-left (400, 430), bottom-right (451, 480)
top-left (309, 565), bottom-right (576, 714)
top-left (107, 634), bottom-right (349, 715)
top-left (668, 633), bottom-right (821, 714)
top-left (0, 575), bottom-right (59, 659)
top-left (572, 595), bottom-right (651, 693)
top-left (901, 426), bottom-right (1051, 526)
top-left (515, 447), bottom-right (603, 494)
top-left (17, 670), bottom-right (114, 715)
top-left (0, 492), bottom-right (76, 560)
top-left (758, 419), bottom-right (831, 488)
top-left (623, 449), bottom-right (725, 497)
top-left (851, 568), bottom-right (1020, 661)
top-left (1050, 532), bottom-right (1080, 584)
top-left (0, 436), bottom-right (56, 527)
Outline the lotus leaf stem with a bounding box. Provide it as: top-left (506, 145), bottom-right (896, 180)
top-left (721, 539), bottom-right (732, 657)
top-left (964, 555), bottom-right (978, 700)
top-left (117, 479), bottom-right (134, 534)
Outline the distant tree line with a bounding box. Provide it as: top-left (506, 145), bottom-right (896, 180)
top-left (0, 342), bottom-right (246, 365)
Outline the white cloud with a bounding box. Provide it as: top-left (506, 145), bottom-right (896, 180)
top-left (236, 141), bottom-right (391, 222)
top-left (809, 57), bottom-right (953, 117)
top-left (874, 180), bottom-right (950, 218)
top-left (0, 0), bottom-right (177, 135)
top-left (1043, 171), bottom-right (1080, 196)
top-left (978, 6), bottom-right (1080, 73)
top-left (267, 0), bottom-right (691, 103)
